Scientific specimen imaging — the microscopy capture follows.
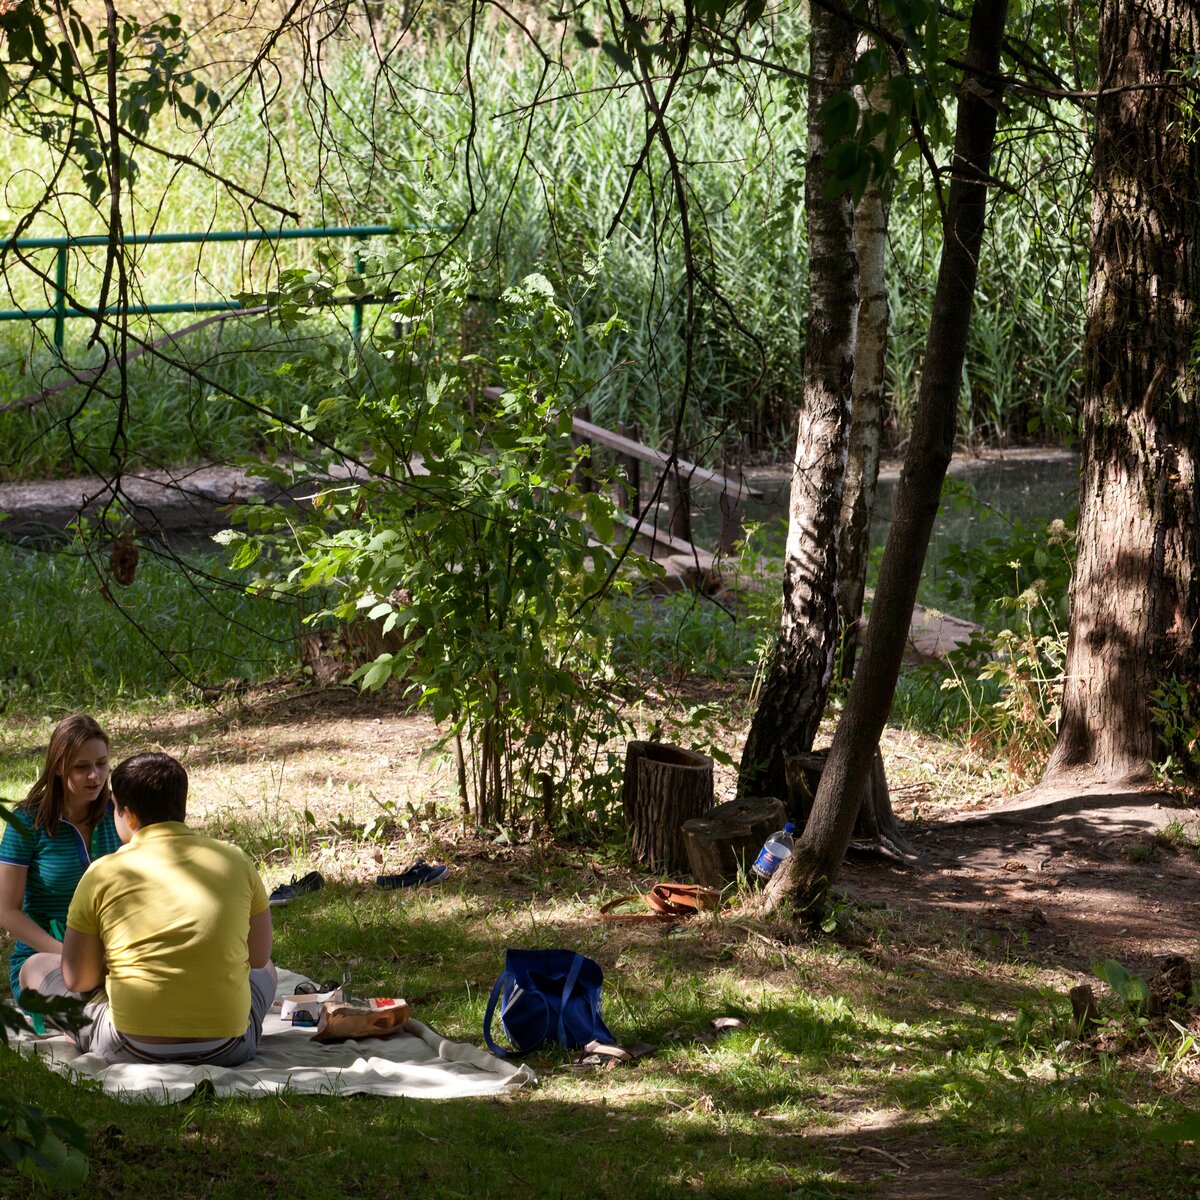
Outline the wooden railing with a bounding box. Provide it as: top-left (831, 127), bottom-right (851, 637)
top-left (482, 386), bottom-right (761, 565)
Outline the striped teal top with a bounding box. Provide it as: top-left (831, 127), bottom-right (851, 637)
top-left (1, 802), bottom-right (120, 1002)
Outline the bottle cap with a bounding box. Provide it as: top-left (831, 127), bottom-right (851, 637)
top-left (783, 822), bottom-right (795, 833)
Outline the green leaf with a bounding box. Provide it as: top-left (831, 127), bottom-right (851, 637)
top-left (585, 493), bottom-right (614, 545)
top-left (9, 22), bottom-right (32, 61)
top-left (358, 655), bottom-right (395, 691)
top-left (601, 40), bottom-right (634, 72)
top-left (818, 90), bottom-right (858, 145)
top-left (1148, 1112), bottom-right (1200, 1143)
top-left (1098, 959), bottom-right (1151, 1009)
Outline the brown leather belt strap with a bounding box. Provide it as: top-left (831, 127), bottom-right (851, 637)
top-left (599, 884), bottom-right (721, 922)
top-left (599, 894), bottom-right (675, 922)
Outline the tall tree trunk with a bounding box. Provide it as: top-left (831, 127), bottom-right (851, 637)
top-left (1043, 0), bottom-right (1200, 787)
top-left (764, 0), bottom-right (1011, 916)
top-left (838, 42), bottom-right (895, 680)
top-left (737, 3), bottom-right (858, 803)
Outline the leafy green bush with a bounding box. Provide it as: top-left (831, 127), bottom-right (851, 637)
top-left (940, 483), bottom-right (1076, 634)
top-left (933, 490), bottom-right (1075, 780)
top-left (1149, 673), bottom-right (1200, 798)
top-left (0, 806), bottom-right (90, 1189)
top-left (221, 247), bottom-right (640, 826)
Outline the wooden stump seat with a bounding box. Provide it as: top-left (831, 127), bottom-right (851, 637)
top-left (682, 795), bottom-right (788, 889)
top-left (624, 741), bottom-right (714, 875)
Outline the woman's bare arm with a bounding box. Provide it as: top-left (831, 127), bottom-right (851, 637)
top-left (0, 862), bottom-right (63, 954)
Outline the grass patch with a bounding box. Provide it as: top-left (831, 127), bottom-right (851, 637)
top-left (0, 540), bottom-right (307, 709)
top-left (3, 852), bottom-right (1198, 1199)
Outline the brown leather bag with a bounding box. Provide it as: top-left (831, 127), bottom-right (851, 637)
top-left (600, 883), bottom-right (721, 922)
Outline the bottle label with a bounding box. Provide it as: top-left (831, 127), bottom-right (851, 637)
top-left (751, 847), bottom-right (783, 880)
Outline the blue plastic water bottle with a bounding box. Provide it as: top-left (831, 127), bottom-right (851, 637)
top-left (751, 822), bottom-right (796, 881)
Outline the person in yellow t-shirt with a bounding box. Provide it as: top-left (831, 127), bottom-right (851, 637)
top-left (19, 752), bottom-right (277, 1067)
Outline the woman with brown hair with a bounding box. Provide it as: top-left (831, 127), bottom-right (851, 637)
top-left (0, 714), bottom-right (121, 1006)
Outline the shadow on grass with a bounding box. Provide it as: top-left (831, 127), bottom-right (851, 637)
top-left (5, 1017), bottom-right (1195, 1200)
top-left (2, 819), bottom-right (1197, 1199)
top-left (839, 797), bottom-right (1200, 973)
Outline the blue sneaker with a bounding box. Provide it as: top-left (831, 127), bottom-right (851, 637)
top-left (269, 870), bottom-right (324, 907)
top-left (377, 858), bottom-right (449, 890)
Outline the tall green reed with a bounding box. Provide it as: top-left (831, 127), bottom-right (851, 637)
top-left (0, 17), bottom-right (1088, 487)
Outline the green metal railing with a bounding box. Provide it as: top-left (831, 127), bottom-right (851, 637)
top-left (1, 224), bottom-right (396, 354)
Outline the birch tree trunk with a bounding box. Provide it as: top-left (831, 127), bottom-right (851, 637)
top-left (764, 0), bottom-right (1011, 917)
top-left (1043, 0), bottom-right (1200, 787)
top-left (838, 42), bottom-right (894, 681)
top-left (737, 3), bottom-right (858, 803)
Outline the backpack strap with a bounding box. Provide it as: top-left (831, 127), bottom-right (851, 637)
top-left (554, 952), bottom-right (586, 1049)
top-left (599, 894), bottom-right (677, 922)
top-left (600, 885), bottom-right (721, 921)
top-left (483, 971), bottom-right (515, 1057)
top-left (649, 884), bottom-right (720, 914)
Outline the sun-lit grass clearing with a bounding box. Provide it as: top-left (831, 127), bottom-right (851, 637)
top-left (0, 541), bottom-right (306, 707)
top-left (3, 827), bottom-right (1194, 1198)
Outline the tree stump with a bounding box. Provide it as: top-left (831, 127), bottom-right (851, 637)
top-left (682, 795), bottom-right (787, 888)
top-left (1147, 954), bottom-right (1192, 1017)
top-left (1069, 984), bottom-right (1098, 1038)
top-left (624, 741), bottom-right (713, 875)
top-left (784, 747), bottom-right (915, 859)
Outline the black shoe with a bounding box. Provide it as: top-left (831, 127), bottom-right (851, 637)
top-left (269, 870), bottom-right (324, 907)
top-left (377, 858), bottom-right (449, 890)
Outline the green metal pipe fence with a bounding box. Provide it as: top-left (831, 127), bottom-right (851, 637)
top-left (1, 224), bottom-right (397, 353)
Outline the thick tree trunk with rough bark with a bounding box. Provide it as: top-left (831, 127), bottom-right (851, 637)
top-left (838, 42), bottom-right (894, 681)
top-left (737, 4), bottom-right (858, 803)
top-left (1043, 0), bottom-right (1200, 788)
top-left (765, 0), bottom-right (1011, 917)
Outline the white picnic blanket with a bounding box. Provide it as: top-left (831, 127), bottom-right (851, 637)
top-left (9, 970), bottom-right (536, 1103)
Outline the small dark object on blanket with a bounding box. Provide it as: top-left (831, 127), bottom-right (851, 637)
top-left (295, 979), bottom-right (344, 996)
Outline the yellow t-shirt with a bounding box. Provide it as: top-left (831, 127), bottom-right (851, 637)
top-left (67, 822), bottom-right (269, 1038)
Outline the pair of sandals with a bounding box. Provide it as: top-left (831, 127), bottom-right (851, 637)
top-left (567, 1016), bottom-right (748, 1071)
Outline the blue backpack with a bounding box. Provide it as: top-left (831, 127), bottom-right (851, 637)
top-left (483, 948), bottom-right (613, 1057)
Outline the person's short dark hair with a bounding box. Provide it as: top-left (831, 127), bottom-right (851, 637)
top-left (110, 753), bottom-right (188, 825)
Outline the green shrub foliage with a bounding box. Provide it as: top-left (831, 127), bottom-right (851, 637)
top-left (220, 247), bottom-right (639, 826)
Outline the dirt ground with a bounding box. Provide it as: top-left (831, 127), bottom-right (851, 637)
top-left (840, 783), bottom-right (1200, 973)
top-left (94, 683), bottom-right (1200, 981)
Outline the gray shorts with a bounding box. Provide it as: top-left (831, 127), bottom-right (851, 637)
top-left (37, 968), bottom-right (275, 1068)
